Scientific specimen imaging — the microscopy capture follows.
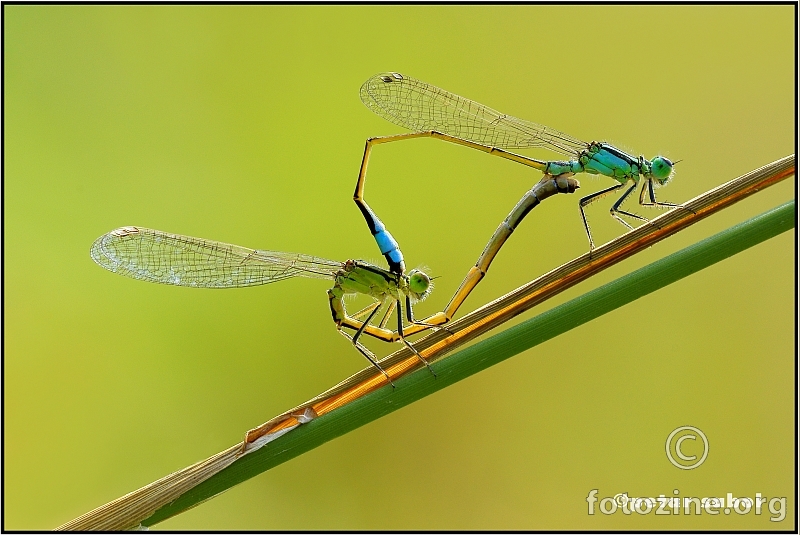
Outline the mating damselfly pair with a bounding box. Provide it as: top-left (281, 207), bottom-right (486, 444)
top-left (91, 72), bottom-right (684, 383)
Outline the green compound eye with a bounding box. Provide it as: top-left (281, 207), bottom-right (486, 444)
top-left (650, 156), bottom-right (674, 183)
top-left (408, 270), bottom-right (431, 295)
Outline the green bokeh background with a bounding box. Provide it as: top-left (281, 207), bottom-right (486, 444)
top-left (4, 5), bottom-right (795, 530)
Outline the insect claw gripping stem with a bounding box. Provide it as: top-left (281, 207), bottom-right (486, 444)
top-left (340, 326), bottom-right (396, 388)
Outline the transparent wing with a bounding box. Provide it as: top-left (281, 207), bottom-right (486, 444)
top-left (360, 72), bottom-right (588, 157)
top-left (90, 226), bottom-right (343, 288)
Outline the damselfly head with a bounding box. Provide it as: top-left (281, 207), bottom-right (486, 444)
top-left (407, 269), bottom-right (432, 301)
top-left (649, 156), bottom-right (675, 186)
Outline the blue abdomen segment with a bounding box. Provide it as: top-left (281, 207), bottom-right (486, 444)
top-left (356, 202), bottom-right (405, 274)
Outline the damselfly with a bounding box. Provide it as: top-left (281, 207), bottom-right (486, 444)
top-left (359, 72), bottom-right (687, 250)
top-left (90, 223), bottom-right (432, 384)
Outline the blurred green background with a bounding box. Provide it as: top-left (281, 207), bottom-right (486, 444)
top-left (4, 5), bottom-right (795, 530)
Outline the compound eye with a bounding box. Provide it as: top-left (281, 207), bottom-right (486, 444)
top-left (408, 269), bottom-right (430, 295)
top-left (650, 156), bottom-right (674, 182)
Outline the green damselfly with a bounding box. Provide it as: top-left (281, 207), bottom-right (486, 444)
top-left (90, 224), bottom-right (433, 384)
top-left (359, 72), bottom-right (687, 250)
